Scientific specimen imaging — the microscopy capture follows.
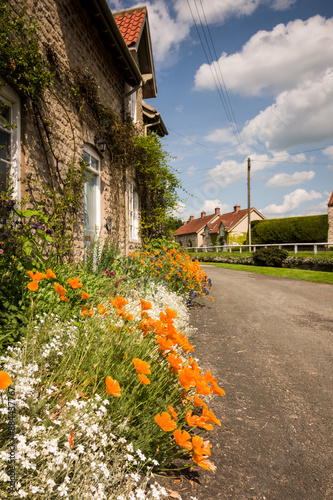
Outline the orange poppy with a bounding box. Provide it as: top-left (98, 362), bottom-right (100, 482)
top-left (80, 305), bottom-right (94, 316)
top-left (27, 280), bottom-right (38, 291)
top-left (167, 353), bottom-right (183, 373)
top-left (132, 358), bottom-right (151, 375)
top-left (0, 371), bottom-right (12, 390)
top-left (195, 377), bottom-right (212, 396)
top-left (168, 405), bottom-right (178, 420)
top-left (154, 412), bottom-right (177, 431)
top-left (140, 299), bottom-right (152, 311)
top-left (105, 376), bottom-right (121, 397)
top-left (205, 370), bottom-right (218, 384)
top-left (68, 429), bottom-right (74, 449)
top-left (27, 271), bottom-right (47, 281)
top-left (97, 304), bottom-right (108, 315)
top-left (210, 297), bottom-right (214, 301)
top-left (165, 308), bottom-right (177, 319)
top-left (46, 269), bottom-right (56, 279)
top-left (174, 429), bottom-right (192, 451)
top-left (178, 367), bottom-right (196, 391)
top-left (211, 382), bottom-right (226, 396)
top-left (193, 394), bottom-right (207, 408)
top-left (138, 374), bottom-right (151, 385)
top-left (67, 277), bottom-right (83, 289)
top-left (54, 283), bottom-right (67, 296)
top-left (192, 454), bottom-right (216, 471)
top-left (185, 411), bottom-right (213, 431)
top-left (81, 290), bottom-right (90, 300)
top-left (59, 295), bottom-right (69, 302)
top-left (156, 336), bottom-right (174, 352)
top-left (202, 407), bottom-right (221, 426)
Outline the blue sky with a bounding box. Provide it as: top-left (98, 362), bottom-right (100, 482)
top-left (109, 0), bottom-right (333, 220)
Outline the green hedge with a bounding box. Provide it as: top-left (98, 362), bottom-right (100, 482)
top-left (251, 215), bottom-right (328, 244)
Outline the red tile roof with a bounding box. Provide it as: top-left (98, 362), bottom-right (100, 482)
top-left (174, 208), bottom-right (259, 237)
top-left (114, 7), bottom-right (146, 47)
top-left (173, 214), bottom-right (219, 236)
top-left (328, 190), bottom-right (333, 207)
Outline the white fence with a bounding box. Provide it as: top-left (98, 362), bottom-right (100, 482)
top-left (187, 242), bottom-right (333, 255)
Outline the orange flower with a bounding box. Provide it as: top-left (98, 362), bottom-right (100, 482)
top-left (80, 305), bottom-right (94, 316)
top-left (27, 280), bottom-right (39, 291)
top-left (132, 358), bottom-right (151, 375)
top-left (97, 304), bottom-right (108, 315)
top-left (168, 405), bottom-right (178, 420)
top-left (192, 455), bottom-right (216, 471)
top-left (167, 353), bottom-right (183, 373)
top-left (210, 297), bottom-right (214, 301)
top-left (54, 283), bottom-right (67, 296)
top-left (105, 376), bottom-right (121, 397)
top-left (81, 290), bottom-right (90, 300)
top-left (211, 382), bottom-right (225, 396)
top-left (193, 394), bottom-right (207, 408)
top-left (67, 277), bottom-right (83, 289)
top-left (59, 295), bottom-right (69, 302)
top-left (195, 377), bottom-right (212, 396)
top-left (140, 299), bottom-right (152, 311)
top-left (156, 336), bottom-right (174, 352)
top-left (185, 411), bottom-right (213, 431)
top-left (46, 269), bottom-right (56, 279)
top-left (178, 367), bottom-right (196, 391)
top-left (68, 429), bottom-right (74, 449)
top-left (110, 295), bottom-right (129, 308)
top-left (0, 371), bottom-right (12, 390)
top-left (174, 429), bottom-right (192, 450)
top-left (27, 271), bottom-right (47, 281)
top-left (138, 374), bottom-right (151, 385)
top-left (205, 370), bottom-right (218, 384)
top-left (165, 308), bottom-right (177, 319)
top-left (154, 412), bottom-right (177, 431)
top-left (202, 407), bottom-right (221, 426)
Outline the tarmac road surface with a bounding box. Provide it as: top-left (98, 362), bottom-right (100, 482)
top-left (161, 266), bottom-right (333, 500)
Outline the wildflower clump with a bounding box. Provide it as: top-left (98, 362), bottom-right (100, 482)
top-left (0, 248), bottom-right (223, 498)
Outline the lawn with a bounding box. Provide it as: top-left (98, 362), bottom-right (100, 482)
top-left (203, 262), bottom-right (333, 284)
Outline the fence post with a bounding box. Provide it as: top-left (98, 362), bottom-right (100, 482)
top-left (295, 245), bottom-right (298, 254)
top-left (314, 244), bottom-right (317, 255)
top-left (240, 246), bottom-right (242, 253)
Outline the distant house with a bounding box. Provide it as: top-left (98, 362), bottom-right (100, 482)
top-left (173, 205), bottom-right (265, 247)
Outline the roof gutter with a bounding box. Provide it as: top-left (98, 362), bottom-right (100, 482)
top-left (81, 0), bottom-right (142, 87)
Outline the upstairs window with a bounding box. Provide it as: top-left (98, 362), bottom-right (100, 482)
top-left (0, 85), bottom-right (20, 199)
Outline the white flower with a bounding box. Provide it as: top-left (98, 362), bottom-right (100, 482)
top-left (58, 484), bottom-right (69, 497)
top-left (130, 472), bottom-right (140, 482)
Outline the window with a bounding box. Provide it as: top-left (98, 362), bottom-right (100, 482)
top-left (0, 85), bottom-right (20, 199)
top-left (83, 146), bottom-right (101, 255)
top-left (128, 181), bottom-right (139, 241)
top-left (128, 88), bottom-right (137, 122)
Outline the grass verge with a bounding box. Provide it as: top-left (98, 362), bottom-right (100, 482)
top-left (202, 262), bottom-right (333, 284)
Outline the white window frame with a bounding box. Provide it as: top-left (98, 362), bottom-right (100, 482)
top-left (128, 181), bottom-right (139, 242)
top-left (83, 144), bottom-right (101, 246)
top-left (128, 88), bottom-right (137, 123)
top-left (0, 85), bottom-right (21, 200)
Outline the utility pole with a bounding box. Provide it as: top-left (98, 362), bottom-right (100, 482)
top-left (247, 157), bottom-right (251, 252)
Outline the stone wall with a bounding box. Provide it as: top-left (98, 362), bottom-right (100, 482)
top-left (12, 0), bottom-right (143, 259)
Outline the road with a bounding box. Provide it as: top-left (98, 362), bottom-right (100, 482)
top-left (170, 266), bottom-right (333, 500)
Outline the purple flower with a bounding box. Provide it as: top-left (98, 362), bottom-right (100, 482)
top-left (40, 225), bottom-right (45, 231)
top-left (33, 224), bottom-right (39, 230)
top-left (46, 229), bottom-right (52, 235)
top-left (0, 249), bottom-right (3, 254)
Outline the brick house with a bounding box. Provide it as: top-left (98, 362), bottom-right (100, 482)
top-left (0, 0), bottom-right (166, 258)
top-left (173, 205), bottom-right (265, 247)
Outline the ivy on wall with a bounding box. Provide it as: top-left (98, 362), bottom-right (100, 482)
top-left (0, 2), bottom-right (182, 257)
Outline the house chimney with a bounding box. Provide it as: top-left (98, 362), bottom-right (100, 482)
top-left (189, 215), bottom-right (194, 221)
top-left (234, 204), bottom-right (241, 213)
top-left (201, 211), bottom-right (206, 218)
top-left (215, 207), bottom-right (220, 215)
top-left (183, 220), bottom-right (187, 226)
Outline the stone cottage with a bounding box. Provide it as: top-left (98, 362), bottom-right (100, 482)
top-left (0, 0), bottom-right (166, 259)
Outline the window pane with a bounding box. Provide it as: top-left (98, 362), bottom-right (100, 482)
top-left (0, 160), bottom-right (7, 191)
top-left (0, 129), bottom-right (10, 162)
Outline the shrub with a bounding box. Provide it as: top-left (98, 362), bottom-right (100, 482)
top-left (251, 215), bottom-right (328, 244)
top-left (252, 247), bottom-right (289, 267)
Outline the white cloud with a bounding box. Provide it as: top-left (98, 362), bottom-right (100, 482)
top-left (271, 0), bottom-right (296, 10)
top-left (194, 16), bottom-right (333, 96)
top-left (187, 166), bottom-right (197, 175)
top-left (262, 189), bottom-right (322, 215)
top-left (199, 199), bottom-right (228, 215)
top-left (323, 145), bottom-right (333, 159)
top-left (175, 0), bottom-right (261, 24)
top-left (241, 69), bottom-right (333, 151)
top-left (204, 128), bottom-right (238, 145)
top-left (266, 170), bottom-right (315, 188)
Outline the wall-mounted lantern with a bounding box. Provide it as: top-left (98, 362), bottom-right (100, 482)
top-left (94, 135), bottom-right (107, 153)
